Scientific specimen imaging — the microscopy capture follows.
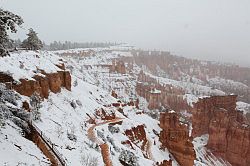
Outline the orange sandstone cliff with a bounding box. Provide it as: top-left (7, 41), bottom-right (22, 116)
top-left (192, 95), bottom-right (250, 166)
top-left (159, 112), bottom-right (196, 166)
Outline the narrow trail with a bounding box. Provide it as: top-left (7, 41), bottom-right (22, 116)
top-left (87, 118), bottom-right (123, 166)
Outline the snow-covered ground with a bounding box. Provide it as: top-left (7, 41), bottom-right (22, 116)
top-left (193, 135), bottom-right (231, 166)
top-left (237, 101), bottom-right (250, 115)
top-left (0, 50), bottom-right (63, 81)
top-left (0, 121), bottom-right (49, 166)
top-left (1, 47), bottom-right (249, 166)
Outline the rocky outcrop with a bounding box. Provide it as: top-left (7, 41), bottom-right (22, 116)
top-left (110, 59), bottom-right (126, 74)
top-left (192, 95), bottom-right (237, 137)
top-left (159, 112), bottom-right (196, 166)
top-left (125, 125), bottom-right (147, 152)
top-left (111, 90), bottom-right (118, 98)
top-left (156, 160), bottom-right (172, 166)
top-left (136, 74), bottom-right (190, 112)
top-left (12, 71), bottom-right (71, 99)
top-left (129, 50), bottom-right (250, 103)
top-left (95, 108), bottom-right (116, 120)
top-left (192, 95), bottom-right (250, 166)
top-left (0, 72), bottom-right (14, 83)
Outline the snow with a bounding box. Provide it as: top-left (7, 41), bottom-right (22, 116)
top-left (0, 121), bottom-right (49, 166)
top-left (183, 94), bottom-right (199, 107)
top-left (0, 50), bottom-right (63, 81)
top-left (144, 72), bottom-right (225, 97)
top-left (237, 101), bottom-right (250, 115)
top-left (150, 88), bottom-right (161, 94)
top-left (208, 77), bottom-right (249, 90)
top-left (1, 47), bottom-right (247, 166)
top-left (193, 135), bottom-right (231, 166)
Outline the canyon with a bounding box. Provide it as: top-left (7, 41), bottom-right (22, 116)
top-left (192, 95), bottom-right (250, 166)
top-left (1, 48), bottom-right (250, 166)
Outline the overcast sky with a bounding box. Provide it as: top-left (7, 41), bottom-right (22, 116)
top-left (1, 0), bottom-right (250, 67)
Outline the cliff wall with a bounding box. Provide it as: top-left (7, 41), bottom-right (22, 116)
top-left (192, 95), bottom-right (250, 166)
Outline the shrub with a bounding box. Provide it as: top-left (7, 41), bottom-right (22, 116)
top-left (80, 154), bottom-right (99, 166)
top-left (119, 150), bottom-right (139, 166)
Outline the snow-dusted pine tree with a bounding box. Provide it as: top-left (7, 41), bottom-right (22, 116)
top-left (0, 8), bottom-right (23, 56)
top-left (22, 28), bottom-right (43, 50)
top-left (30, 92), bottom-right (42, 121)
top-left (119, 149), bottom-right (139, 166)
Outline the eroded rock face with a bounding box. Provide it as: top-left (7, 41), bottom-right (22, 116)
top-left (192, 95), bottom-right (237, 137)
top-left (110, 59), bottom-right (126, 74)
top-left (12, 71), bottom-right (71, 99)
top-left (192, 95), bottom-right (250, 166)
top-left (129, 50), bottom-right (250, 103)
top-left (0, 72), bottom-right (14, 83)
top-left (156, 160), bottom-right (172, 166)
top-left (125, 125), bottom-right (147, 152)
top-left (136, 81), bottom-right (190, 112)
top-left (159, 112), bottom-right (196, 166)
top-left (95, 108), bottom-right (116, 120)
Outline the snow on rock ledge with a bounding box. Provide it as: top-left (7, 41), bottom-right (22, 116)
top-left (0, 51), bottom-right (71, 98)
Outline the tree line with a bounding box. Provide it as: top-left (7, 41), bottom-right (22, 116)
top-left (43, 41), bottom-right (118, 51)
top-left (0, 8), bottom-right (119, 57)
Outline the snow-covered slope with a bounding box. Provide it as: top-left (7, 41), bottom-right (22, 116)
top-left (0, 49), bottom-right (174, 166)
top-left (1, 48), bottom-right (249, 166)
top-left (0, 121), bottom-right (49, 166)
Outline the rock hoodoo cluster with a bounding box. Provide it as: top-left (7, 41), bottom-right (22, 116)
top-left (110, 59), bottom-right (126, 74)
top-left (192, 95), bottom-right (250, 166)
top-left (14, 71), bottom-right (71, 99)
top-left (129, 50), bottom-right (250, 103)
top-left (159, 111), bottom-right (196, 166)
top-left (136, 71), bottom-right (190, 112)
top-left (125, 125), bottom-right (147, 153)
top-left (0, 70), bottom-right (71, 99)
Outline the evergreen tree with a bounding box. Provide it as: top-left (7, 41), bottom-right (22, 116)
top-left (30, 92), bottom-right (42, 121)
top-left (0, 8), bottom-right (23, 56)
top-left (22, 28), bottom-right (43, 50)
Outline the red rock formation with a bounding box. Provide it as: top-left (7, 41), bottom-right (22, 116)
top-left (110, 59), bottom-right (126, 74)
top-left (121, 140), bottom-right (134, 150)
top-left (125, 125), bottom-right (147, 151)
top-left (128, 51), bottom-right (250, 103)
top-left (192, 95), bottom-right (250, 166)
top-left (136, 74), bottom-right (190, 112)
top-left (33, 75), bottom-right (50, 98)
top-left (148, 89), bottom-right (161, 109)
top-left (95, 108), bottom-right (116, 120)
top-left (111, 90), bottom-right (118, 98)
top-left (156, 160), bottom-right (172, 166)
top-left (159, 112), bottom-right (196, 166)
top-left (127, 99), bottom-right (139, 109)
top-left (192, 95), bottom-right (237, 137)
top-left (12, 71), bottom-right (71, 99)
top-left (58, 71), bottom-right (71, 91)
top-left (112, 103), bottom-right (121, 107)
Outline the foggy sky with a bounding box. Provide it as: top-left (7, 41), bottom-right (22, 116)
top-left (1, 0), bottom-right (250, 67)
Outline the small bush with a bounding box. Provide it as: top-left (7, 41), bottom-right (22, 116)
top-left (119, 150), bottom-right (139, 166)
top-left (80, 154), bottom-right (99, 166)
top-left (108, 125), bottom-right (120, 134)
top-left (70, 100), bottom-right (77, 109)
